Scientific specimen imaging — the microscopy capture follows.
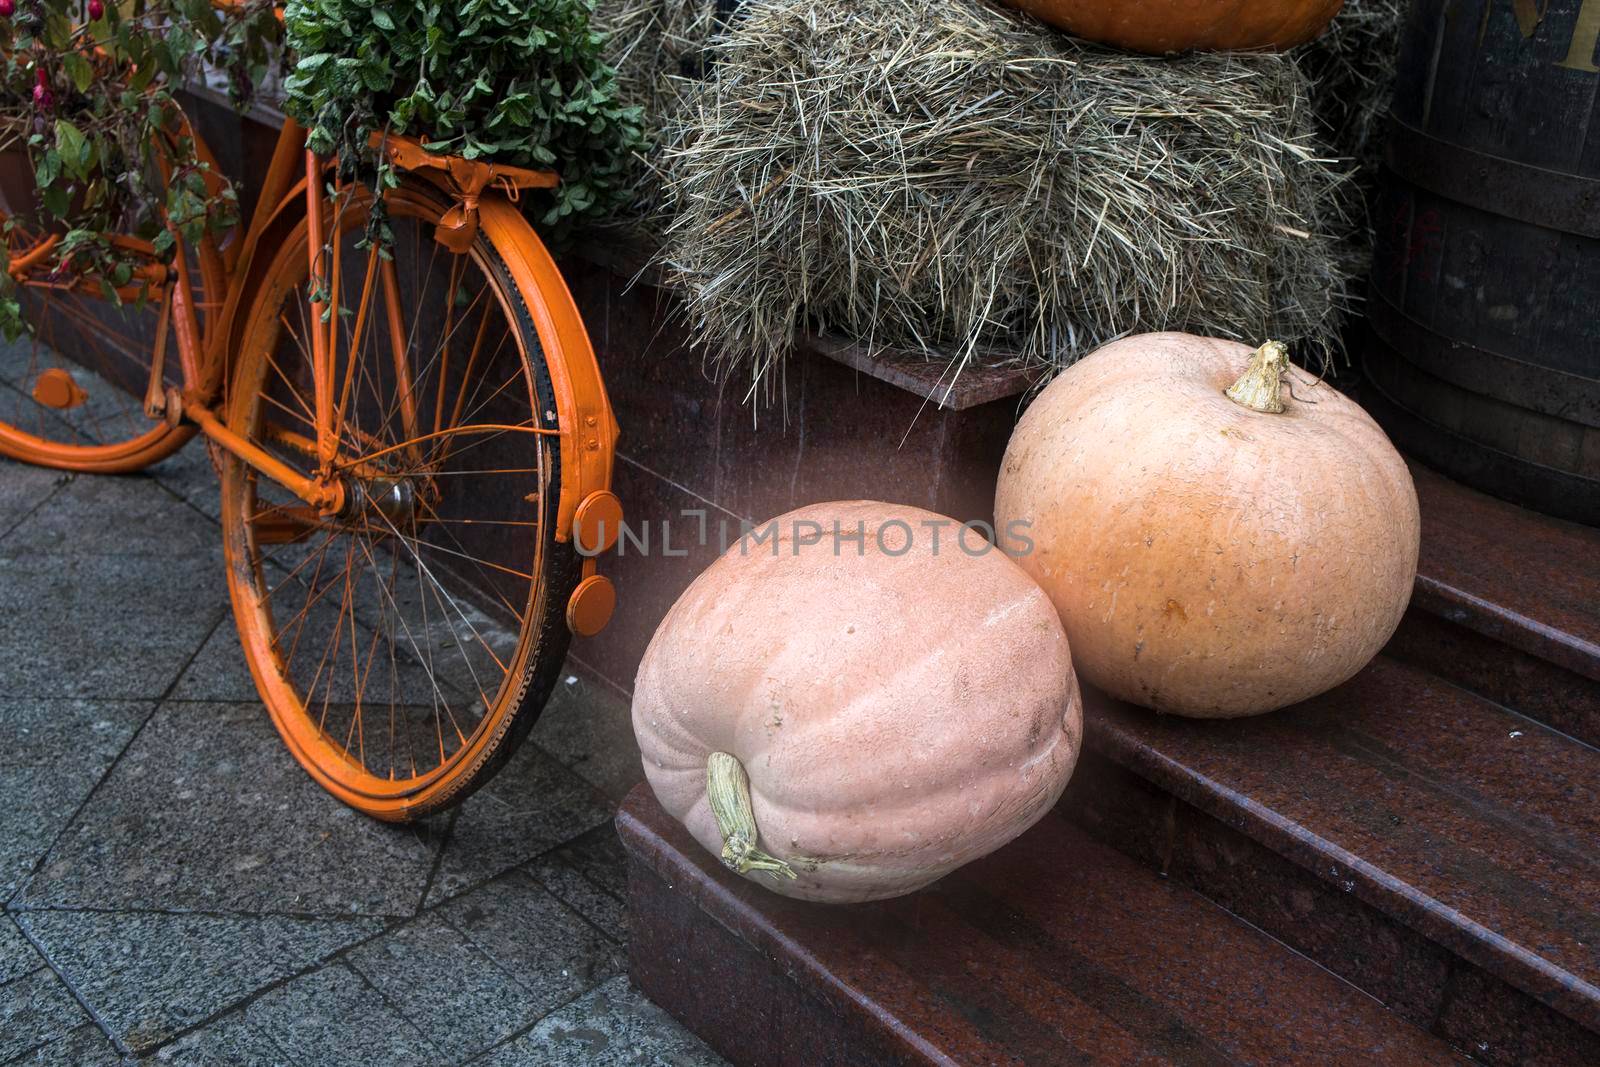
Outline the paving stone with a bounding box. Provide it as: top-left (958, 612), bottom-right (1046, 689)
top-left (0, 967), bottom-right (92, 1062)
top-left (238, 961), bottom-right (440, 1065)
top-left (531, 671), bottom-right (645, 803)
top-left (145, 442), bottom-right (223, 522)
top-left (0, 699), bottom-right (151, 901)
top-left (0, 337), bottom-right (31, 386)
top-left (423, 742), bottom-right (613, 906)
top-left (16, 702), bottom-right (444, 917)
top-left (477, 975), bottom-right (725, 1067)
top-left (0, 473), bottom-right (214, 558)
top-left (168, 577), bottom-right (460, 712)
top-left (0, 460), bottom-right (64, 542)
top-left (439, 871), bottom-right (623, 1007)
top-left (0, 554), bottom-right (228, 701)
top-left (345, 912), bottom-right (541, 1062)
top-left (0, 917), bottom-right (43, 986)
top-left (543, 822), bottom-right (631, 904)
top-left (2, 448), bottom-right (673, 1064)
top-left (527, 850), bottom-right (627, 945)
top-left (164, 622), bottom-right (256, 704)
top-left (4, 1021), bottom-right (122, 1067)
top-left (15, 908), bottom-right (383, 1055)
top-left (146, 1011), bottom-right (290, 1066)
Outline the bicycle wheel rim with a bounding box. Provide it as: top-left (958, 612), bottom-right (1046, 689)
top-left (220, 181), bottom-right (568, 819)
top-left (0, 201), bottom-right (220, 472)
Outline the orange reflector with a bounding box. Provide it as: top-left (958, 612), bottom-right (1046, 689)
top-left (566, 573), bottom-right (616, 637)
top-left (572, 490), bottom-right (624, 556)
top-left (32, 368), bottom-right (87, 410)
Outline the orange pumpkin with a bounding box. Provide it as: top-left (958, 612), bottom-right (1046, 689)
top-left (995, 333), bottom-right (1419, 718)
top-left (999, 0), bottom-right (1344, 53)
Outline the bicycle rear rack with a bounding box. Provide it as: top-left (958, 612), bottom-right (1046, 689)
top-left (372, 134), bottom-right (559, 253)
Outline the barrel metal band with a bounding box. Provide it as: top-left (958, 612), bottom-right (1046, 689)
top-left (1366, 288), bottom-right (1600, 429)
top-left (1384, 115), bottom-right (1600, 239)
top-left (1359, 354), bottom-right (1600, 527)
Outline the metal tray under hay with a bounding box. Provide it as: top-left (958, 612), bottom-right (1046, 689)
top-left (646, 0), bottom-right (1353, 389)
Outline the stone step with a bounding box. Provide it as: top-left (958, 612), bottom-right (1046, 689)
top-left (618, 463), bottom-right (1599, 1063)
top-left (618, 784), bottom-right (1467, 1067)
top-left (1066, 462), bottom-right (1600, 1063)
top-left (1385, 461), bottom-right (1600, 748)
top-left (1073, 652), bottom-right (1600, 1065)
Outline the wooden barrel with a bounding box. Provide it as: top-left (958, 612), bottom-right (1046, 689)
top-left (1364, 0), bottom-right (1600, 525)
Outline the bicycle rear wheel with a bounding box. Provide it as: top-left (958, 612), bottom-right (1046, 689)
top-left (219, 178), bottom-right (580, 820)
top-left (0, 139), bottom-right (225, 472)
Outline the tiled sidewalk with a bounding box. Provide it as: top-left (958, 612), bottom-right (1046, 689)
top-left (0, 448), bottom-right (722, 1064)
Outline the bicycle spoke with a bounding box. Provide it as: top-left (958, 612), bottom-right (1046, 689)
top-left (349, 530), bottom-right (465, 749)
top-left (223, 184), bottom-right (568, 814)
top-left (305, 540), bottom-right (357, 735)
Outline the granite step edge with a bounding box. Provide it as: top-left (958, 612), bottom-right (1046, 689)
top-left (617, 785), bottom-right (1470, 1066)
top-left (1085, 690), bottom-right (1600, 1039)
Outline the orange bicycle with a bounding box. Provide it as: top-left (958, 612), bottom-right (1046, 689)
top-left (0, 38), bottom-right (622, 821)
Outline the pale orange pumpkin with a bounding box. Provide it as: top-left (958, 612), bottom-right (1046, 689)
top-left (632, 500), bottom-right (1082, 903)
top-left (999, 0), bottom-right (1344, 53)
top-left (995, 333), bottom-right (1418, 718)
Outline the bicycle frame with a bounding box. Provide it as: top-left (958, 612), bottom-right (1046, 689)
top-left (160, 113), bottom-right (620, 555)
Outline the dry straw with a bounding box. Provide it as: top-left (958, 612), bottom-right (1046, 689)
top-left (593, 0), bottom-right (1363, 397)
top-left (591, 0), bottom-right (725, 233)
top-left (1299, 0), bottom-right (1404, 176)
top-left (593, 0), bottom-right (722, 121)
top-left (1297, 0), bottom-right (1405, 280)
top-left (651, 0), bottom-right (1353, 393)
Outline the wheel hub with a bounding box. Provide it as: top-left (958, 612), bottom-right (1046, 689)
top-left (343, 475), bottom-right (419, 528)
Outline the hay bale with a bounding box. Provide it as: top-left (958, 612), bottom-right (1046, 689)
top-left (1297, 0), bottom-right (1404, 178)
top-left (657, 0), bottom-right (1352, 391)
top-left (1295, 0), bottom-right (1406, 280)
top-left (593, 0), bottom-right (724, 120)
top-left (592, 0), bottom-right (726, 234)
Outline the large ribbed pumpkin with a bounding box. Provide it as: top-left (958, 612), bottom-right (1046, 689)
top-left (995, 333), bottom-right (1418, 718)
top-left (632, 500), bottom-right (1082, 903)
top-left (999, 0), bottom-right (1343, 53)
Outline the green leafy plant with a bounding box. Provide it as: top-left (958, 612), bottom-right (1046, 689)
top-left (0, 0), bottom-right (281, 338)
top-left (282, 0), bottom-right (643, 237)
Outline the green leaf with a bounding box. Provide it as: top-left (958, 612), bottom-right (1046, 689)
top-left (280, 0), bottom-right (643, 239)
top-left (63, 53), bottom-right (94, 94)
top-left (53, 121), bottom-right (91, 181)
top-left (34, 150), bottom-right (60, 190)
top-left (41, 184), bottom-right (70, 220)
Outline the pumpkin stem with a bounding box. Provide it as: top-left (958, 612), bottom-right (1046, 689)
top-left (705, 752), bottom-right (797, 881)
top-left (1225, 340), bottom-right (1289, 414)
